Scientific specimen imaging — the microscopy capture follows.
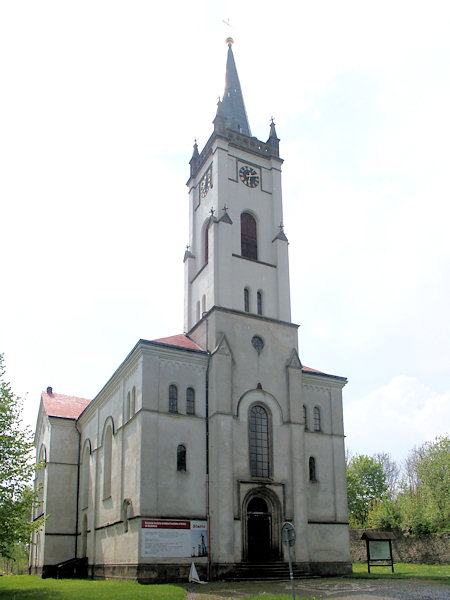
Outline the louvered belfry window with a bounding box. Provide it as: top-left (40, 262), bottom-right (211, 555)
top-left (241, 212), bottom-right (257, 260)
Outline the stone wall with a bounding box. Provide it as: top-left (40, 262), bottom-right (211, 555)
top-left (350, 529), bottom-right (449, 564)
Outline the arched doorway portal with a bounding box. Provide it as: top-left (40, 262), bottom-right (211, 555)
top-left (243, 488), bottom-right (282, 562)
top-left (247, 497), bottom-right (271, 561)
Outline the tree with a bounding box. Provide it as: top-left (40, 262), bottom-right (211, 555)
top-left (347, 454), bottom-right (387, 528)
top-left (415, 435), bottom-right (450, 531)
top-left (0, 354), bottom-right (44, 559)
top-left (373, 452), bottom-right (400, 498)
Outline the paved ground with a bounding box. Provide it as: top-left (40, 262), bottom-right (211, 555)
top-left (186, 577), bottom-right (450, 599)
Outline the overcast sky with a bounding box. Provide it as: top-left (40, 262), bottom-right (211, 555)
top-left (1, 1), bottom-right (449, 465)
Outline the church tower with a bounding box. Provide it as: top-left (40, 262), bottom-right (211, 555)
top-left (184, 38), bottom-right (291, 334)
top-left (184, 40), bottom-right (351, 575)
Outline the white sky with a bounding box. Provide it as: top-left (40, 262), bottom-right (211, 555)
top-left (1, 0), bottom-right (449, 465)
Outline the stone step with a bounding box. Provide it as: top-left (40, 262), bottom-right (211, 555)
top-left (227, 562), bottom-right (309, 581)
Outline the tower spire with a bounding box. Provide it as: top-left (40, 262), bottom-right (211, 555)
top-left (221, 38), bottom-right (251, 136)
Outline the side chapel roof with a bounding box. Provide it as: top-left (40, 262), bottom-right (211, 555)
top-left (42, 390), bottom-right (91, 420)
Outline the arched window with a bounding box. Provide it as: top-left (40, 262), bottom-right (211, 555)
top-left (202, 294), bottom-right (206, 315)
top-left (314, 406), bottom-right (321, 431)
top-left (126, 391), bottom-right (130, 421)
top-left (204, 225), bottom-right (209, 264)
top-left (241, 212), bottom-right (257, 260)
top-left (309, 456), bottom-right (317, 481)
top-left (303, 405), bottom-right (308, 430)
top-left (36, 445), bottom-right (47, 517)
top-left (249, 405), bottom-right (270, 478)
top-left (244, 288), bottom-right (250, 312)
top-left (81, 443), bottom-right (90, 509)
top-left (177, 444), bottom-right (186, 472)
top-left (186, 387), bottom-right (195, 415)
top-left (169, 385), bottom-right (178, 413)
top-left (103, 425), bottom-right (113, 499)
top-left (257, 291), bottom-right (263, 315)
top-left (131, 386), bottom-right (136, 416)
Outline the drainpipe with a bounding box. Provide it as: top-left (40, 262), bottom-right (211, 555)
top-left (74, 421), bottom-right (81, 559)
top-left (203, 313), bottom-right (212, 581)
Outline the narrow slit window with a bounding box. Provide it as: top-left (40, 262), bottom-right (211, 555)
top-left (186, 387), bottom-right (195, 415)
top-left (244, 288), bottom-right (250, 312)
top-left (177, 444), bottom-right (186, 472)
top-left (169, 385), bottom-right (178, 413)
top-left (204, 226), bottom-right (209, 264)
top-left (131, 386), bottom-right (136, 416)
top-left (309, 456), bottom-right (316, 481)
top-left (257, 291), bottom-right (262, 315)
top-left (314, 406), bottom-right (321, 431)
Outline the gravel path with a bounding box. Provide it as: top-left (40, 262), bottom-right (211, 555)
top-left (186, 577), bottom-right (450, 599)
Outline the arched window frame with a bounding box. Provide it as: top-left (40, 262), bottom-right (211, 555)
top-left (204, 224), bottom-right (209, 265)
top-left (102, 419), bottom-right (114, 500)
top-left (248, 403), bottom-right (272, 479)
top-left (244, 287), bottom-right (250, 312)
top-left (309, 456), bottom-right (317, 482)
top-left (313, 406), bottom-right (321, 432)
top-left (257, 290), bottom-right (263, 315)
top-left (186, 387), bottom-right (195, 415)
top-left (126, 391), bottom-right (130, 421)
top-left (241, 212), bottom-right (258, 260)
top-left (177, 444), bottom-right (186, 472)
top-left (169, 384), bottom-right (178, 413)
top-left (81, 440), bottom-right (91, 509)
top-left (36, 444), bottom-right (47, 518)
top-left (131, 386), bottom-right (136, 417)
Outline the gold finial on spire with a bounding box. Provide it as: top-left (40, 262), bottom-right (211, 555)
top-left (226, 37), bottom-right (234, 47)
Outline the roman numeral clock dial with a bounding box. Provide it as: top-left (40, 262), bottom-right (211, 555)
top-left (239, 165), bottom-right (259, 188)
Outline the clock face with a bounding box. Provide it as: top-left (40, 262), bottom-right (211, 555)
top-left (200, 168), bottom-right (212, 198)
top-left (239, 165), bottom-right (259, 188)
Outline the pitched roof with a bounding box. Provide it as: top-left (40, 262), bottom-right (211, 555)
top-left (302, 365), bottom-right (347, 381)
top-left (152, 334), bottom-right (203, 351)
top-left (42, 391), bottom-right (91, 419)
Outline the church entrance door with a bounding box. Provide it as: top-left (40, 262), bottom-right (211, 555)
top-left (246, 497), bottom-right (272, 561)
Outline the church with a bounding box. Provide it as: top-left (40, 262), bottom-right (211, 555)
top-left (30, 39), bottom-right (351, 582)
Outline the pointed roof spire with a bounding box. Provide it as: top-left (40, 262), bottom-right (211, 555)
top-left (221, 38), bottom-right (251, 136)
top-left (189, 139), bottom-right (200, 177)
top-left (267, 117), bottom-right (280, 157)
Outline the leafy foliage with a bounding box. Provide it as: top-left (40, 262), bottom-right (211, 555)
top-left (347, 455), bottom-right (387, 527)
top-left (0, 354), bottom-right (44, 559)
top-left (349, 435), bottom-right (449, 533)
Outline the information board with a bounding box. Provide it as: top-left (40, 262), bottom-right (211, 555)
top-left (141, 519), bottom-right (207, 558)
top-left (368, 540), bottom-right (391, 560)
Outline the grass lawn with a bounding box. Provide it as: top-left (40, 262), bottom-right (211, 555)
top-left (1, 565), bottom-right (448, 600)
top-left (0, 575), bottom-right (185, 600)
top-left (350, 562), bottom-right (449, 580)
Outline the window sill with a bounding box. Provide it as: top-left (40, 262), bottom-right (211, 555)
top-left (232, 254), bottom-right (276, 268)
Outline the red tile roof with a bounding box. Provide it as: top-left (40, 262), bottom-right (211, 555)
top-left (152, 334), bottom-right (203, 351)
top-left (302, 365), bottom-right (324, 374)
top-left (42, 391), bottom-right (91, 419)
